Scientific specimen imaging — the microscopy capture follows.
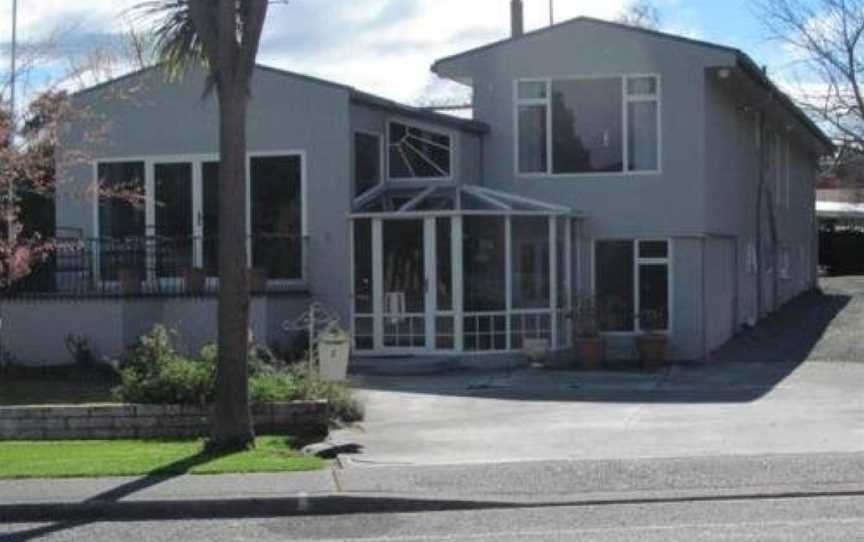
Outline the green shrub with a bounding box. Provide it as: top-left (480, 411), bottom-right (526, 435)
top-left (113, 325), bottom-right (215, 405)
top-left (249, 373), bottom-right (299, 403)
top-left (112, 326), bottom-right (363, 423)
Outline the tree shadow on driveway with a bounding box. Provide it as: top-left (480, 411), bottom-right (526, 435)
top-left (351, 288), bottom-right (853, 405)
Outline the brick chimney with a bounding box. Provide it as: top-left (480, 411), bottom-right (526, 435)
top-left (511, 0), bottom-right (524, 37)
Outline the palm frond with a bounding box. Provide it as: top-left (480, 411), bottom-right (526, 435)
top-left (130, 1), bottom-right (207, 80)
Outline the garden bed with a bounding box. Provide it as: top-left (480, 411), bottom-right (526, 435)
top-left (0, 367), bottom-right (118, 406)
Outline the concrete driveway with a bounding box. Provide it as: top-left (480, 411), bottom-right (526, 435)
top-left (332, 277), bottom-right (864, 466)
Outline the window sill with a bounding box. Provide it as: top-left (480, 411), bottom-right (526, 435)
top-left (516, 170), bottom-right (662, 179)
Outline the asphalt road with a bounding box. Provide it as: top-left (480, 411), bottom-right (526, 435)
top-left (2, 493), bottom-right (862, 541)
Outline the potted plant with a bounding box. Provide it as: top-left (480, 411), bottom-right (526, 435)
top-left (635, 309), bottom-right (668, 370)
top-left (573, 295), bottom-right (605, 370)
top-left (249, 268), bottom-right (268, 293)
top-left (184, 267), bottom-right (206, 295)
top-left (118, 268), bottom-right (140, 295)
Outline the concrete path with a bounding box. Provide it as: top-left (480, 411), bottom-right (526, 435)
top-left (332, 362), bottom-right (864, 466)
top-left (331, 277), bottom-right (864, 466)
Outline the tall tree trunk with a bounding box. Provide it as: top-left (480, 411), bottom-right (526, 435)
top-left (210, 82), bottom-right (254, 450)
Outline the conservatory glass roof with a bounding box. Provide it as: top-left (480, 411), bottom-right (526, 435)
top-left (351, 185), bottom-right (576, 216)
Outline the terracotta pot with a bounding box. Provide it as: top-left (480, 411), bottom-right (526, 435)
top-left (575, 336), bottom-right (605, 370)
top-left (249, 268), bottom-right (268, 293)
top-left (184, 268), bottom-right (206, 295)
top-left (636, 334), bottom-right (667, 370)
top-left (118, 269), bottom-right (140, 295)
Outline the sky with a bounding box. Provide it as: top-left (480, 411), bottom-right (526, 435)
top-left (0, 0), bottom-right (807, 108)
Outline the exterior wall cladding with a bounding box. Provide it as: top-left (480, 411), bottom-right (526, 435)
top-left (35, 18), bottom-right (825, 366)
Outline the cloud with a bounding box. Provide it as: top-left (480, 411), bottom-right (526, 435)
top-left (2, 0), bottom-right (636, 106)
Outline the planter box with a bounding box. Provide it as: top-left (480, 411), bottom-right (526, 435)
top-left (249, 268), bottom-right (268, 293)
top-left (575, 336), bottom-right (606, 370)
top-left (184, 268), bottom-right (207, 295)
top-left (118, 269), bottom-right (140, 295)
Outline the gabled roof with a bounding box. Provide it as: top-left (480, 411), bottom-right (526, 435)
top-left (433, 16), bottom-right (739, 70)
top-left (72, 62), bottom-right (488, 135)
top-left (433, 16), bottom-right (833, 152)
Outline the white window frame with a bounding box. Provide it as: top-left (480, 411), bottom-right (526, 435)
top-left (93, 150), bottom-right (308, 286)
top-left (590, 238), bottom-right (673, 336)
top-left (386, 118), bottom-right (455, 183)
top-left (514, 74), bottom-right (662, 178)
top-left (353, 130), bottom-right (384, 201)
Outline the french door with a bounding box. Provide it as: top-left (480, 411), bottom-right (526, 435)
top-left (362, 217), bottom-right (456, 353)
top-left (149, 160), bottom-right (217, 280)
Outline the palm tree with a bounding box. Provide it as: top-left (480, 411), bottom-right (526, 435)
top-left (135, 0), bottom-right (270, 451)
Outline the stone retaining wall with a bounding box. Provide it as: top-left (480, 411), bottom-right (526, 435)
top-left (0, 402), bottom-right (328, 440)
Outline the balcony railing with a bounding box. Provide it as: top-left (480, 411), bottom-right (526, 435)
top-left (2, 235), bottom-right (307, 299)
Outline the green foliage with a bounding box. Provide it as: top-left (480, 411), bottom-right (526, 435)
top-left (112, 325), bottom-right (362, 423)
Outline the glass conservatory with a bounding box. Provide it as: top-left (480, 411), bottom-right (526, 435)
top-left (350, 185), bottom-right (582, 355)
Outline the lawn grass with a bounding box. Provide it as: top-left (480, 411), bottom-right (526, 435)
top-left (0, 436), bottom-right (325, 479)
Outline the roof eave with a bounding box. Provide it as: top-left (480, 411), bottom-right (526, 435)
top-left (350, 91), bottom-right (489, 135)
top-left (734, 54), bottom-right (834, 154)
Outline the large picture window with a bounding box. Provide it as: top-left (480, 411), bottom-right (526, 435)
top-left (388, 120), bottom-right (452, 180)
top-left (595, 239), bottom-right (669, 332)
top-left (97, 161), bottom-right (146, 280)
top-left (250, 155), bottom-right (304, 280)
top-left (517, 76), bottom-right (660, 175)
top-left (95, 153), bottom-right (305, 284)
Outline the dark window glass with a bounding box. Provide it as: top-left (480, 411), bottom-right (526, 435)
top-left (627, 77), bottom-right (657, 95)
top-left (354, 132), bottom-right (381, 198)
top-left (518, 105), bottom-right (548, 173)
top-left (382, 219), bottom-right (425, 314)
top-left (518, 81), bottom-right (547, 100)
top-left (464, 217), bottom-right (506, 311)
top-left (551, 78), bottom-right (623, 173)
top-left (596, 240), bottom-right (634, 331)
top-left (98, 161), bottom-right (145, 239)
top-left (511, 216), bottom-right (550, 309)
top-left (250, 155), bottom-right (303, 280)
top-left (154, 163), bottom-right (193, 277)
top-left (639, 264), bottom-right (669, 329)
top-left (202, 161), bottom-right (219, 276)
top-left (436, 218), bottom-right (453, 311)
top-left (97, 161), bottom-right (145, 281)
top-left (638, 240), bottom-right (668, 259)
top-left (354, 219), bottom-right (372, 314)
top-left (389, 122), bottom-right (451, 179)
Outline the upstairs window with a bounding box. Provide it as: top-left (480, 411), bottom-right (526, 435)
top-left (516, 76), bottom-right (660, 175)
top-left (388, 120), bottom-right (452, 180)
top-left (354, 132), bottom-right (382, 198)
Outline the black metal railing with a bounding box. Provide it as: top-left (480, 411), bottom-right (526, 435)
top-left (1, 235), bottom-right (307, 299)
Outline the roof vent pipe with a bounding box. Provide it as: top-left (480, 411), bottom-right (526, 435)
top-left (511, 0), bottom-right (524, 37)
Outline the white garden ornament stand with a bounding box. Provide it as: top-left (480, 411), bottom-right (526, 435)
top-left (283, 303), bottom-right (351, 381)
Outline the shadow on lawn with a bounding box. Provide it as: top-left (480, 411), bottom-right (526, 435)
top-left (352, 288), bottom-right (853, 405)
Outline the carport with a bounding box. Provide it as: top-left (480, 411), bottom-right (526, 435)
top-left (818, 200), bottom-right (864, 274)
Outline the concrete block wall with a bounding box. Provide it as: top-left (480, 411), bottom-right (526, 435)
top-left (0, 401), bottom-right (328, 440)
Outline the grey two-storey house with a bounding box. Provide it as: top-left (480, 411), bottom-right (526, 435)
top-left (4, 7), bottom-right (830, 366)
